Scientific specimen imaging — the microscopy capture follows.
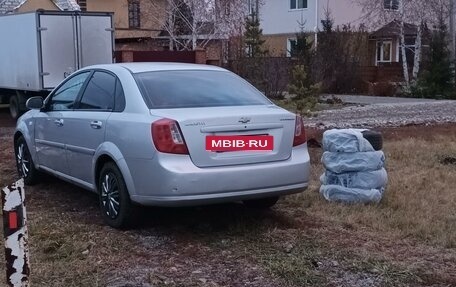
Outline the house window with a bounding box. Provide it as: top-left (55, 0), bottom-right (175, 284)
top-left (376, 40), bottom-right (393, 64)
top-left (287, 38), bottom-right (297, 57)
top-left (290, 0), bottom-right (307, 10)
top-left (384, 0), bottom-right (399, 10)
top-left (128, 0), bottom-right (140, 29)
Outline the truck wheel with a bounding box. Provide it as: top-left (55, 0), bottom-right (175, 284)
top-left (9, 95), bottom-right (20, 120)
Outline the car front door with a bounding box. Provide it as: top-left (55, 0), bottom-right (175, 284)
top-left (65, 71), bottom-right (121, 186)
top-left (34, 71), bottom-right (91, 175)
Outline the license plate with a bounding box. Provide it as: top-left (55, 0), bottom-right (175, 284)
top-left (205, 135), bottom-right (274, 152)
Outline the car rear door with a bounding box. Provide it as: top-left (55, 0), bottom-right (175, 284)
top-left (64, 71), bottom-right (120, 186)
top-left (35, 71), bottom-right (91, 175)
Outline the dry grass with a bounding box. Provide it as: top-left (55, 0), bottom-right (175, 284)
top-left (293, 134), bottom-right (456, 248)
top-left (0, 123), bottom-right (455, 286)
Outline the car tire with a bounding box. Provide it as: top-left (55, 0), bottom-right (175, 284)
top-left (243, 196), bottom-right (279, 209)
top-left (362, 130), bottom-right (383, 151)
top-left (98, 162), bottom-right (137, 229)
top-left (15, 136), bottom-right (40, 185)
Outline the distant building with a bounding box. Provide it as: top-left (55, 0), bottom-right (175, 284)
top-left (77, 0), bottom-right (167, 51)
top-left (0, 0), bottom-right (79, 14)
top-left (259, 0), bottom-right (364, 57)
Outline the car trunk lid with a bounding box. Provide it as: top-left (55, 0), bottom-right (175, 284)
top-left (150, 105), bottom-right (296, 167)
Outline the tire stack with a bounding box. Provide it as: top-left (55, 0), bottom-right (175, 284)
top-left (319, 129), bottom-right (388, 204)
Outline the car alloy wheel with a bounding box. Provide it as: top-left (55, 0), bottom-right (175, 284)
top-left (15, 136), bottom-right (39, 185)
top-left (16, 141), bottom-right (30, 178)
top-left (98, 162), bottom-right (137, 229)
top-left (100, 172), bottom-right (121, 219)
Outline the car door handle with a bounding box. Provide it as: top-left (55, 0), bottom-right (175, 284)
top-left (90, 121), bottom-right (103, 129)
top-left (54, 119), bottom-right (64, 126)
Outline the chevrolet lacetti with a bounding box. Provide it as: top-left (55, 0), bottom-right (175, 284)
top-left (14, 63), bottom-right (311, 228)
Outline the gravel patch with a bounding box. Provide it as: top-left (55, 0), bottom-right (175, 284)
top-left (306, 100), bottom-right (456, 129)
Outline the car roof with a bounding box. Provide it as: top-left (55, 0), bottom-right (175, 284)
top-left (86, 62), bottom-right (228, 74)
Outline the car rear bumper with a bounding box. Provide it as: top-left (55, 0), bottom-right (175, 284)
top-left (126, 144), bottom-right (311, 206)
top-left (131, 182), bottom-right (307, 207)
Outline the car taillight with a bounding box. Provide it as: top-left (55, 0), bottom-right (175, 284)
top-left (151, 118), bottom-right (189, 154)
top-left (293, 115), bottom-right (307, 147)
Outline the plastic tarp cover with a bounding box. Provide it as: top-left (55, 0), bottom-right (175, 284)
top-left (320, 128), bottom-right (387, 204)
top-left (320, 185), bottom-right (384, 204)
top-left (322, 151), bottom-right (385, 174)
top-left (323, 129), bottom-right (374, 153)
top-left (320, 168), bottom-right (388, 190)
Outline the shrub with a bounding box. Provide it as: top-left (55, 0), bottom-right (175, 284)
top-left (288, 65), bottom-right (320, 113)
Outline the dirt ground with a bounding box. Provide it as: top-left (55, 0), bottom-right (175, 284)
top-left (0, 108), bottom-right (455, 286)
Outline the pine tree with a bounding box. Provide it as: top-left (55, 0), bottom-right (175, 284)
top-left (244, 14), bottom-right (266, 58)
top-left (290, 28), bottom-right (314, 70)
top-left (288, 21), bottom-right (319, 113)
top-left (288, 65), bottom-right (320, 113)
top-left (416, 19), bottom-right (455, 98)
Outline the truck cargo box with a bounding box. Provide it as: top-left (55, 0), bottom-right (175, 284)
top-left (0, 10), bottom-right (114, 92)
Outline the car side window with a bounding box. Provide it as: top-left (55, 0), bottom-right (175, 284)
top-left (114, 79), bottom-right (126, 112)
top-left (77, 71), bottom-right (116, 111)
top-left (48, 72), bottom-right (90, 111)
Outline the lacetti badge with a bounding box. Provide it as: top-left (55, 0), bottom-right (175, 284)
top-left (238, 117), bottom-right (251, 124)
top-left (206, 136), bottom-right (273, 152)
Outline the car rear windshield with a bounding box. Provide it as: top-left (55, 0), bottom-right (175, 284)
top-left (134, 70), bottom-right (271, 109)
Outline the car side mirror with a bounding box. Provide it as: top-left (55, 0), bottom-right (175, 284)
top-left (26, 96), bottom-right (44, 110)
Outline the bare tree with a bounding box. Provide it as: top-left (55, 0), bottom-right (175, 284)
top-left (147, 0), bottom-right (247, 51)
top-left (399, 0), bottom-right (410, 85)
top-left (354, 0), bottom-right (449, 88)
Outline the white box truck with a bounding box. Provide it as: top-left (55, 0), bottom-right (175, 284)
top-left (0, 10), bottom-right (114, 119)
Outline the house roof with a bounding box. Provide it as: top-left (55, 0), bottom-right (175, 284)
top-left (52, 0), bottom-right (79, 11)
top-left (369, 20), bottom-right (418, 39)
top-left (0, 0), bottom-right (79, 14)
top-left (0, 0), bottom-right (27, 14)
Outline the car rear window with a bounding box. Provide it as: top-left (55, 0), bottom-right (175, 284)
top-left (134, 70), bottom-right (271, 109)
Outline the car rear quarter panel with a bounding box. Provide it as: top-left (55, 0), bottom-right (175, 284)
top-left (103, 112), bottom-right (160, 196)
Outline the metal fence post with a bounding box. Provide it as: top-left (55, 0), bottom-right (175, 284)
top-left (2, 179), bottom-right (30, 287)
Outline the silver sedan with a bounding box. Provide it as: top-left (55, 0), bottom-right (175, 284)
top-left (14, 63), bottom-right (310, 228)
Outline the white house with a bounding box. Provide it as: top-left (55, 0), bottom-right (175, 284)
top-left (258, 0), bottom-right (366, 56)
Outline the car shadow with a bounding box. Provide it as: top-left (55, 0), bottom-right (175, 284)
top-left (28, 176), bottom-right (299, 237)
top-left (136, 202), bottom-right (298, 235)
